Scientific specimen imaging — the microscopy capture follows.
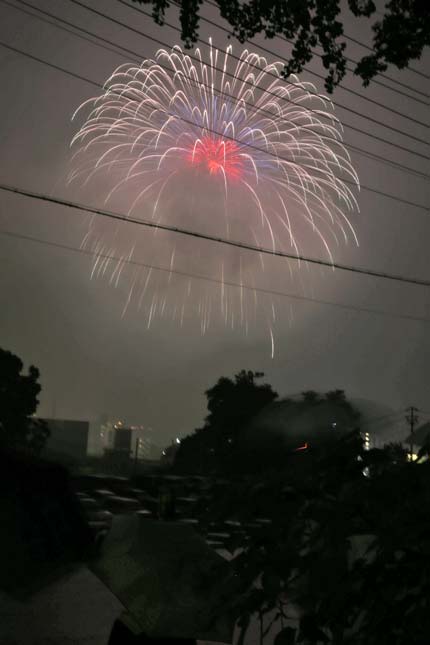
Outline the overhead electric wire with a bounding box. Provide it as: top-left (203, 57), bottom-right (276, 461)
top-left (143, 0), bottom-right (430, 106)
top-left (284, 28), bottom-right (430, 99)
top-left (4, 0), bottom-right (430, 163)
top-left (0, 0), bottom-right (130, 60)
top-left (160, 0), bottom-right (430, 123)
top-left (343, 30), bottom-right (430, 83)
top-left (2, 0), bottom-right (428, 181)
top-left (2, 182), bottom-right (430, 288)
top-left (360, 411), bottom-right (407, 428)
top-left (69, 0), bottom-right (429, 150)
top-left (0, 39), bottom-right (103, 87)
top-left (130, 109), bottom-right (430, 210)
top-left (3, 228), bottom-right (430, 326)
top-left (0, 5), bottom-right (427, 379)
top-left (0, 38), bottom-right (428, 210)
top-left (201, 0), bottom-right (430, 101)
top-left (8, 0), bottom-right (425, 111)
top-left (1, 36), bottom-right (429, 211)
top-left (290, 41), bottom-right (429, 105)
top-left (306, 34), bottom-right (430, 99)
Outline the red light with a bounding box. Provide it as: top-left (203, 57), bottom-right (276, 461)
top-left (187, 136), bottom-right (244, 181)
top-left (295, 442), bottom-right (308, 452)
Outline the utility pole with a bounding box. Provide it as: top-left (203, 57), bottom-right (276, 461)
top-left (405, 407), bottom-right (419, 461)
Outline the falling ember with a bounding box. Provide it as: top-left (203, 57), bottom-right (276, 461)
top-left (295, 442), bottom-right (309, 452)
top-left (69, 40), bottom-right (360, 355)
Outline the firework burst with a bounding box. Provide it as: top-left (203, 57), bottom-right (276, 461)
top-left (70, 40), bottom-right (359, 351)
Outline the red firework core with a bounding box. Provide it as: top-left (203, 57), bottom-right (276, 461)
top-left (188, 136), bottom-right (243, 180)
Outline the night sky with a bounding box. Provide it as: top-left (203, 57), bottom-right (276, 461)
top-left (1, 0), bottom-right (429, 446)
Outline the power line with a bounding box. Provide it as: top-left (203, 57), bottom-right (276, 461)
top-left (278, 27), bottom-right (430, 99)
top-left (140, 109), bottom-right (429, 210)
top-left (4, 0), bottom-right (430, 163)
top-left (360, 411), bottom-right (406, 428)
top-left (0, 38), bottom-right (428, 209)
top-left (163, 0), bottom-right (430, 117)
top-left (2, 182), bottom-right (430, 287)
top-left (70, 0), bottom-right (429, 150)
top-left (343, 31), bottom-right (430, 83)
top-left (201, 0), bottom-right (430, 102)
top-left (306, 34), bottom-right (430, 98)
top-left (3, 228), bottom-right (430, 326)
top-left (0, 40), bottom-right (102, 87)
top-left (299, 39), bottom-right (429, 104)
top-left (3, 2), bottom-right (428, 182)
top-left (3, 0), bottom-right (428, 181)
top-left (67, 1), bottom-right (430, 158)
top-left (165, 0), bottom-right (430, 105)
top-left (0, 0), bottom-right (129, 60)
top-left (9, 0), bottom-right (426, 117)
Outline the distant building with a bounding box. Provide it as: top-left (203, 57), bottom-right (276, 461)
top-left (42, 418), bottom-right (89, 460)
top-left (128, 426), bottom-right (164, 461)
top-left (362, 431), bottom-right (371, 451)
top-left (113, 424), bottom-right (133, 453)
top-left (88, 418), bottom-right (163, 461)
top-left (100, 419), bottom-right (115, 451)
top-left (87, 417), bottom-right (116, 456)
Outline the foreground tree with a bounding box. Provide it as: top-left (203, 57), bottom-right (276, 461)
top-left (0, 348), bottom-right (49, 455)
top-left (205, 370), bottom-right (278, 430)
top-left (198, 432), bottom-right (430, 644)
top-left (132, 0), bottom-right (429, 90)
top-left (174, 370), bottom-right (278, 473)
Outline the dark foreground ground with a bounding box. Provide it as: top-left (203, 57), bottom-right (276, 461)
top-left (0, 471), bottom-right (282, 645)
top-left (0, 564), bottom-right (277, 645)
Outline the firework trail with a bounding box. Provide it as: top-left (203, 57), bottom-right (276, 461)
top-left (70, 40), bottom-right (359, 354)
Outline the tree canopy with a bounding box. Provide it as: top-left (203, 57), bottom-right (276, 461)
top-left (174, 370), bottom-right (278, 473)
top-left (0, 348), bottom-right (49, 455)
top-left (205, 370), bottom-right (278, 430)
top-left (132, 0), bottom-right (429, 91)
top-left (174, 376), bottom-right (362, 475)
top-left (197, 432), bottom-right (430, 644)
